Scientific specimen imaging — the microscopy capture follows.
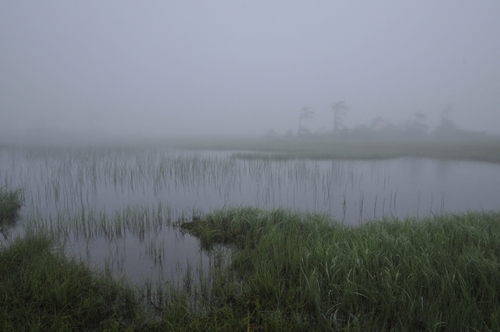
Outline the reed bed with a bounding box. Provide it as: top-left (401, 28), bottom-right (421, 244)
top-left (0, 187), bottom-right (23, 223)
top-left (178, 207), bottom-right (500, 331)
top-left (2, 143), bottom-right (500, 330)
top-left (2, 186), bottom-right (500, 330)
top-left (0, 232), bottom-right (149, 332)
top-left (3, 144), bottom-right (495, 230)
top-left (0, 186), bottom-right (23, 239)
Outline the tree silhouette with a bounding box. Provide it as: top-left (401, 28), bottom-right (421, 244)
top-left (407, 111), bottom-right (428, 138)
top-left (330, 101), bottom-right (349, 135)
top-left (298, 107), bottom-right (313, 136)
top-left (433, 104), bottom-right (458, 137)
top-left (370, 116), bottom-right (386, 131)
top-left (440, 104), bottom-right (457, 130)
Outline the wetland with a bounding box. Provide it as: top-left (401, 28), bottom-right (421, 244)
top-left (1, 139), bottom-right (500, 330)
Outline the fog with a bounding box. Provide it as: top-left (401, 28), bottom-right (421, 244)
top-left (1, 1), bottom-right (499, 142)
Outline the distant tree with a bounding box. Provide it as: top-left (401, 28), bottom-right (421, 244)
top-left (330, 101), bottom-right (349, 135)
top-left (265, 128), bottom-right (277, 138)
top-left (441, 103), bottom-right (455, 121)
top-left (370, 116), bottom-right (386, 131)
top-left (432, 104), bottom-right (485, 139)
top-left (433, 104), bottom-right (458, 137)
top-left (298, 107), bottom-right (313, 136)
top-left (406, 111), bottom-right (428, 138)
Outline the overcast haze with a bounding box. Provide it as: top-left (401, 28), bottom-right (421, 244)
top-left (1, 1), bottom-right (499, 141)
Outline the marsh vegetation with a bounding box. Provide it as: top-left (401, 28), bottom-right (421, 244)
top-left (169, 136), bottom-right (500, 163)
top-left (1, 140), bottom-right (500, 330)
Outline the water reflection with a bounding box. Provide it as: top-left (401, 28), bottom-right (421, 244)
top-left (1, 146), bottom-right (499, 284)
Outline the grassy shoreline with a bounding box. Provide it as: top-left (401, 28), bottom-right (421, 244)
top-left (166, 136), bottom-right (500, 163)
top-left (2, 188), bottom-right (500, 330)
top-left (4, 136), bottom-right (500, 163)
top-left (0, 233), bottom-right (146, 331)
top-left (179, 207), bottom-right (500, 330)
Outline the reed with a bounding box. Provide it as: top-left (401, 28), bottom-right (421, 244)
top-left (0, 187), bottom-right (23, 240)
top-left (0, 186), bottom-right (23, 223)
top-left (2, 142), bottom-right (500, 330)
top-left (3, 183), bottom-right (500, 330)
top-left (0, 232), bottom-right (150, 331)
top-left (179, 207), bottom-right (500, 330)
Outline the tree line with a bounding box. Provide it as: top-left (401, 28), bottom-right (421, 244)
top-left (267, 102), bottom-right (489, 140)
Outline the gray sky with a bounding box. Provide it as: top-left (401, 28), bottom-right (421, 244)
top-left (1, 1), bottom-right (499, 139)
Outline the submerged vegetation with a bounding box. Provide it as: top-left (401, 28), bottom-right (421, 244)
top-left (3, 185), bottom-right (500, 330)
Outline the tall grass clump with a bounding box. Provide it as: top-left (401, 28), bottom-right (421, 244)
top-left (0, 187), bottom-right (23, 223)
top-left (0, 232), bottom-right (149, 331)
top-left (181, 207), bottom-right (500, 330)
top-left (0, 187), bottom-right (23, 240)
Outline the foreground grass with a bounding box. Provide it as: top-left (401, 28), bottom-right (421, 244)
top-left (0, 187), bottom-right (23, 240)
top-left (181, 207), bottom-right (500, 331)
top-left (0, 187), bottom-right (23, 223)
top-left (2, 185), bottom-right (500, 330)
top-left (0, 189), bottom-right (148, 331)
top-left (0, 233), bottom-right (148, 332)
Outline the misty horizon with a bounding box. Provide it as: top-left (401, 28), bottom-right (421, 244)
top-left (1, 1), bottom-right (499, 142)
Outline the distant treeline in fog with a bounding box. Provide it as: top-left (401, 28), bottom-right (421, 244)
top-left (267, 103), bottom-right (492, 140)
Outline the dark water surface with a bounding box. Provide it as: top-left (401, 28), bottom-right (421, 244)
top-left (1, 146), bottom-right (499, 283)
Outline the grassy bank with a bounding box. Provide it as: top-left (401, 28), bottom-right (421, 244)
top-left (0, 233), bottom-right (148, 331)
top-left (179, 207), bottom-right (500, 331)
top-left (2, 186), bottom-right (500, 330)
top-left (167, 136), bottom-right (500, 163)
top-left (0, 188), bottom-right (148, 331)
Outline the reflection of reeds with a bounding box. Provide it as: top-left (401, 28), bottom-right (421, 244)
top-left (3, 205), bottom-right (500, 330)
top-left (2, 146), bottom-right (438, 227)
top-left (1, 143), bottom-right (500, 331)
top-left (1, 146), bottom-right (465, 293)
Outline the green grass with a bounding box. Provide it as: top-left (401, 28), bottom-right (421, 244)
top-left (0, 188), bottom-right (148, 331)
top-left (180, 207), bottom-right (500, 331)
top-left (0, 233), bottom-right (149, 331)
top-left (0, 187), bottom-right (23, 239)
top-left (0, 187), bottom-right (23, 223)
top-left (2, 187), bottom-right (500, 330)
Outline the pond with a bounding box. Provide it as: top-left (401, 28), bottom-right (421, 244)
top-left (1, 146), bottom-right (499, 284)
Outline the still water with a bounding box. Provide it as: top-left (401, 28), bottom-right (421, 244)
top-left (1, 146), bottom-right (499, 283)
